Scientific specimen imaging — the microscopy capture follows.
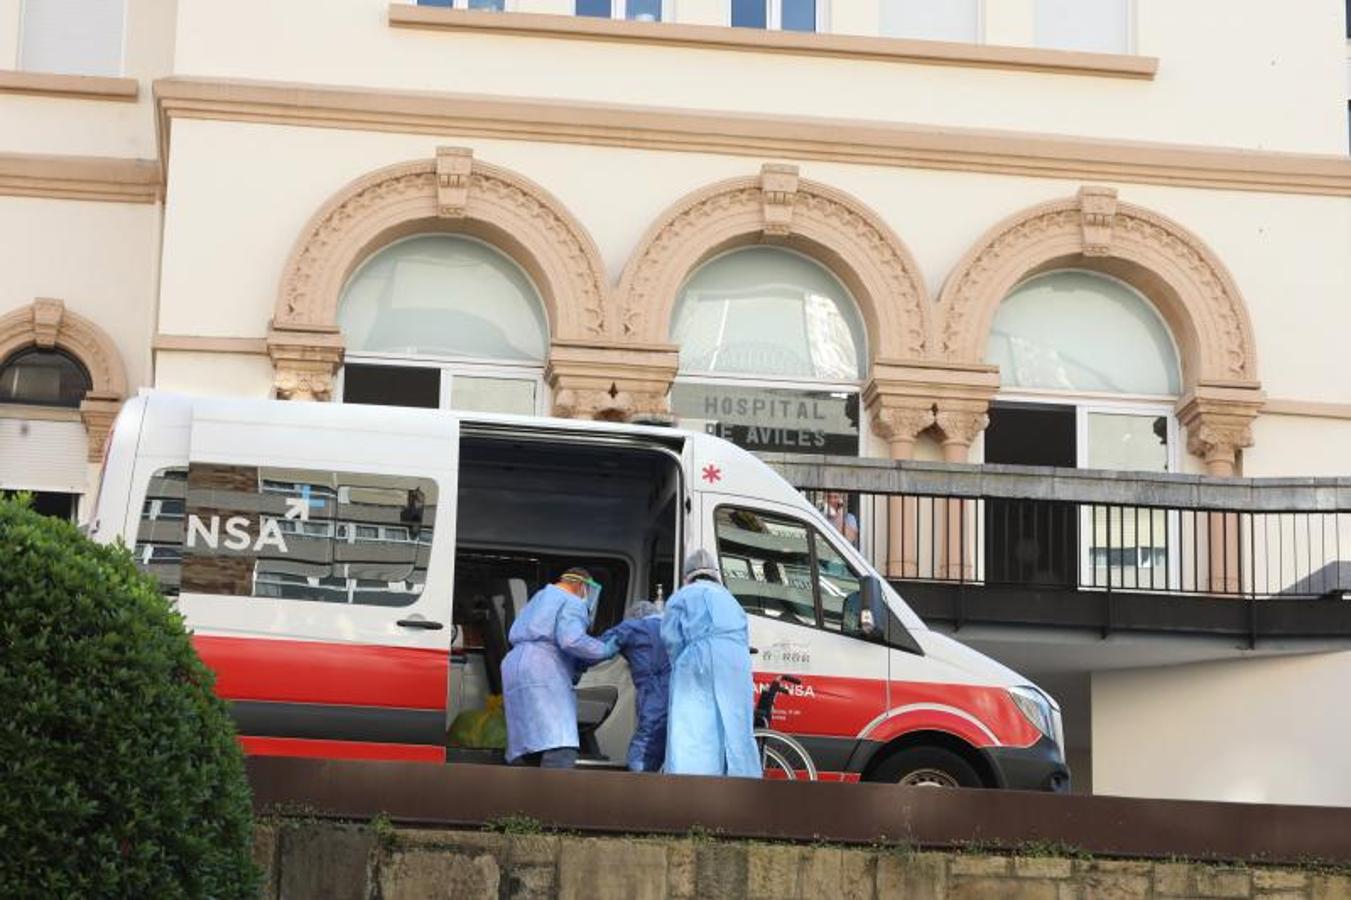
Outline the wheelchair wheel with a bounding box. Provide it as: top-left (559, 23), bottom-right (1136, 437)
top-left (755, 728), bottom-right (819, 781)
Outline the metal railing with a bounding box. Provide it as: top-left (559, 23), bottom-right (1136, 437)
top-left (769, 457), bottom-right (1351, 601)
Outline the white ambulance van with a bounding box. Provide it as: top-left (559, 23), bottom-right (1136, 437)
top-left (90, 392), bottom-right (1068, 790)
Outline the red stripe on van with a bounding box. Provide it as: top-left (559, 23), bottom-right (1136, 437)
top-left (755, 672), bottom-right (1041, 749)
top-left (196, 635), bottom-right (446, 711)
top-left (239, 735), bottom-right (444, 763)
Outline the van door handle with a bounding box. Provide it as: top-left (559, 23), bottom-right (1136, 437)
top-left (397, 617), bottom-right (444, 631)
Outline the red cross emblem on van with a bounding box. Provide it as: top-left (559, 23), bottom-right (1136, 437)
top-left (702, 464), bottom-right (722, 484)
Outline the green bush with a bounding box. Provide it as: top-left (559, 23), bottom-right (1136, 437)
top-left (0, 495), bottom-right (259, 898)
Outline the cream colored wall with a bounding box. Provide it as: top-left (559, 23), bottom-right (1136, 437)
top-left (0, 0), bottom-right (176, 158)
top-left (0, 196), bottom-right (160, 390)
top-left (155, 119), bottom-right (1351, 458)
top-left (1246, 414), bottom-right (1351, 477)
top-left (171, 0), bottom-right (1348, 154)
top-left (1093, 653), bottom-right (1351, 805)
top-left (154, 351), bottom-right (274, 398)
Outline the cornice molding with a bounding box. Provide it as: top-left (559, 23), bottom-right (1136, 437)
top-left (153, 77), bottom-right (1351, 198)
top-left (0, 152), bottom-right (160, 203)
top-left (388, 5), bottom-right (1157, 80)
top-left (152, 334), bottom-right (270, 355)
top-left (0, 69), bottom-right (139, 102)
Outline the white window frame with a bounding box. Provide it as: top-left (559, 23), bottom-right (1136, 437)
top-left (577, 0), bottom-right (675, 21)
top-left (336, 351), bottom-right (547, 417)
top-left (1030, 0), bottom-right (1136, 55)
top-left (412, 0), bottom-right (513, 11)
top-left (731, 0), bottom-right (829, 32)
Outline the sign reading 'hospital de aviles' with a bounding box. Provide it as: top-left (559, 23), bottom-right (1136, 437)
top-left (670, 384), bottom-right (859, 456)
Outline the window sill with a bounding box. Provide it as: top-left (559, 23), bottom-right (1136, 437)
top-left (0, 69), bottom-right (139, 102)
top-left (388, 6), bottom-right (1157, 80)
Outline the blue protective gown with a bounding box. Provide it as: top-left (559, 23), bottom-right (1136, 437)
top-left (502, 584), bottom-right (616, 763)
top-left (661, 581), bottom-right (762, 778)
top-left (601, 614), bottom-right (670, 772)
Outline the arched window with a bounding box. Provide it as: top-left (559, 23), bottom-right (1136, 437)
top-left (336, 235), bottom-right (548, 415)
top-left (0, 346), bottom-right (92, 408)
top-left (983, 270), bottom-right (1182, 589)
top-left (669, 246), bottom-right (867, 458)
top-left (0, 346), bottom-right (94, 522)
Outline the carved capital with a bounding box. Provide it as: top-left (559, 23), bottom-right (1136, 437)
top-left (79, 392), bottom-right (123, 462)
top-left (267, 324), bottom-right (345, 402)
top-left (934, 406), bottom-right (990, 460)
top-left (1077, 185), bottom-right (1118, 257)
top-left (552, 384), bottom-right (671, 423)
top-left (869, 404), bottom-right (936, 459)
top-left (31, 297), bottom-right (64, 348)
top-left (760, 163), bottom-right (800, 237)
top-left (1177, 383), bottom-right (1263, 476)
top-left (435, 146), bottom-right (473, 218)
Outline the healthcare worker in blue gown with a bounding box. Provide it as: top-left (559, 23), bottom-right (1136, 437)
top-left (601, 600), bottom-right (670, 772)
top-left (502, 568), bottom-right (618, 769)
top-left (662, 550), bottom-right (762, 778)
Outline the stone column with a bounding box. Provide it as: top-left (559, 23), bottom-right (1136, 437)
top-left (869, 402), bottom-right (936, 579)
top-left (547, 339), bottom-right (679, 423)
top-left (79, 391), bottom-right (123, 462)
top-left (266, 324), bottom-right (345, 401)
top-left (1177, 383), bottom-right (1264, 594)
top-left (932, 404), bottom-right (990, 580)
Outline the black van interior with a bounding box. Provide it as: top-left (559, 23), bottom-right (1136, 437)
top-left (448, 429), bottom-right (683, 763)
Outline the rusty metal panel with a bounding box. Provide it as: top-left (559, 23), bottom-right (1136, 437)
top-left (248, 758), bottom-right (1351, 865)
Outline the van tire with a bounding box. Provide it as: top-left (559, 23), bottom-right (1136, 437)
top-left (871, 746), bottom-right (983, 788)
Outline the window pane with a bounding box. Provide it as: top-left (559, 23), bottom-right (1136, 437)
top-left (715, 507), bottom-right (817, 627)
top-left (450, 376), bottom-right (537, 415)
top-left (160, 463), bottom-right (437, 608)
top-left (985, 271), bottom-right (1180, 395)
top-left (815, 532), bottom-right (862, 633)
top-left (626, 0), bottom-right (662, 21)
top-left (781, 0), bottom-right (816, 31)
top-left (0, 348), bottom-right (92, 407)
top-left (417, 0), bottom-right (454, 6)
top-left (672, 247), bottom-right (866, 380)
top-left (342, 363), bottom-right (441, 409)
top-left (20, 0), bottom-right (124, 76)
top-left (340, 235), bottom-right (549, 362)
top-left (731, 0), bottom-right (767, 28)
top-left (577, 0), bottom-right (612, 15)
top-left (1086, 412), bottom-right (1168, 472)
top-left (467, 0), bottom-right (504, 9)
top-left (670, 384), bottom-right (860, 456)
top-left (880, 0), bottom-right (979, 41)
top-left (1034, 0), bottom-right (1129, 53)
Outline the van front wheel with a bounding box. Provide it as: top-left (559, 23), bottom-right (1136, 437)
top-left (872, 746), bottom-right (982, 788)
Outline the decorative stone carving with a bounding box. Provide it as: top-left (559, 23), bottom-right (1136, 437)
top-left (0, 298), bottom-right (128, 463)
top-left (79, 392), bottom-right (122, 462)
top-left (1077, 185), bottom-right (1118, 256)
top-left (267, 324), bottom-right (345, 402)
top-left (760, 163), bottom-right (799, 236)
top-left (435, 146), bottom-right (473, 218)
top-left (547, 339), bottom-right (679, 423)
top-left (271, 153), bottom-right (612, 398)
top-left (935, 186), bottom-right (1260, 388)
top-left (869, 403), bottom-right (936, 460)
top-left (31, 297), bottom-right (63, 348)
top-left (616, 168), bottom-right (931, 360)
top-left (1176, 385), bottom-right (1264, 477)
top-left (934, 406), bottom-right (991, 462)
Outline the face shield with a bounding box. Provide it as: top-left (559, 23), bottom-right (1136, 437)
top-left (561, 571), bottom-right (603, 623)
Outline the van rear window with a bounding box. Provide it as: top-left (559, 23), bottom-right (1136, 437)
top-left (134, 464), bottom-right (437, 607)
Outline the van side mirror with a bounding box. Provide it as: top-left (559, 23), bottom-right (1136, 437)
top-left (861, 575), bottom-right (924, 656)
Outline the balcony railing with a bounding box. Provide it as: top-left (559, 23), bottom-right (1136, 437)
top-left (766, 454), bottom-right (1351, 643)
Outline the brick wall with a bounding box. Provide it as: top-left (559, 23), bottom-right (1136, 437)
top-left (252, 822), bottom-right (1351, 900)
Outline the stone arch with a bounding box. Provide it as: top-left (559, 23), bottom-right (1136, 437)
top-left (0, 298), bottom-right (128, 460)
top-left (268, 147), bottom-right (610, 399)
top-left (936, 186), bottom-right (1264, 473)
top-left (615, 164), bottom-right (931, 363)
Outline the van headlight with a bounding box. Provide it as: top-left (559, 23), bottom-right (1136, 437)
top-left (1009, 685), bottom-right (1062, 749)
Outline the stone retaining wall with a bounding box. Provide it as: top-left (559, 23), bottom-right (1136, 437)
top-left (253, 822), bottom-right (1351, 900)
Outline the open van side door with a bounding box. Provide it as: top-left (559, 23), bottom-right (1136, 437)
top-left (700, 492), bottom-right (890, 777)
top-left (177, 400), bottom-right (458, 762)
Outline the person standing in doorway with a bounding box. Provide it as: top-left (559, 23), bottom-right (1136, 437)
top-left (823, 491), bottom-right (859, 547)
top-left (662, 550), bottom-right (761, 778)
top-left (502, 568), bottom-right (617, 769)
